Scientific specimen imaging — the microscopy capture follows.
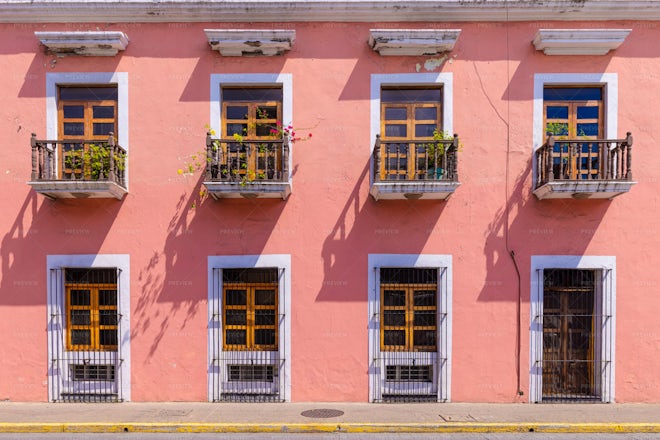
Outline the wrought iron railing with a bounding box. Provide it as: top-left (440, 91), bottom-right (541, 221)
top-left (205, 133), bottom-right (290, 183)
top-left (30, 133), bottom-right (127, 188)
top-left (535, 132), bottom-right (633, 188)
top-left (372, 134), bottom-right (459, 183)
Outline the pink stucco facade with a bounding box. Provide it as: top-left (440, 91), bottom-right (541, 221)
top-left (0, 1), bottom-right (659, 403)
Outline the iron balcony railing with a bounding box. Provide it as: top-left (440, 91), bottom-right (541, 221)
top-left (372, 134), bottom-right (459, 182)
top-left (30, 133), bottom-right (127, 188)
top-left (205, 133), bottom-right (290, 183)
top-left (535, 132), bottom-right (633, 188)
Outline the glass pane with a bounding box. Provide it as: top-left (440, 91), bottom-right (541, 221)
top-left (225, 289), bottom-right (247, 306)
top-left (577, 106), bottom-right (599, 119)
top-left (226, 105), bottom-right (249, 120)
top-left (415, 124), bottom-right (436, 137)
top-left (414, 330), bottom-right (436, 348)
top-left (577, 123), bottom-right (599, 137)
top-left (70, 310), bottom-right (90, 325)
top-left (71, 330), bottom-right (91, 345)
top-left (225, 330), bottom-right (247, 345)
top-left (225, 309), bottom-right (246, 325)
top-left (543, 87), bottom-right (602, 101)
top-left (222, 87), bottom-right (282, 102)
top-left (382, 88), bottom-right (442, 103)
top-left (99, 310), bottom-right (118, 326)
top-left (255, 289), bottom-right (276, 305)
top-left (255, 310), bottom-right (276, 325)
top-left (383, 310), bottom-right (405, 326)
top-left (254, 329), bottom-right (276, 346)
top-left (546, 106), bottom-right (568, 119)
top-left (93, 123), bottom-right (114, 136)
top-left (256, 106), bottom-right (278, 119)
top-left (383, 290), bottom-right (406, 306)
top-left (256, 124), bottom-right (275, 137)
top-left (60, 87), bottom-right (118, 101)
top-left (414, 310), bottom-right (436, 326)
top-left (64, 122), bottom-right (85, 136)
top-left (63, 105), bottom-right (84, 119)
top-left (383, 330), bottom-right (405, 346)
top-left (413, 290), bottom-right (436, 307)
top-left (99, 290), bottom-right (117, 306)
top-left (384, 107), bottom-right (407, 120)
top-left (69, 290), bottom-right (91, 306)
top-left (99, 330), bottom-right (117, 346)
top-left (226, 123), bottom-right (247, 136)
top-left (388, 157), bottom-right (407, 170)
top-left (415, 107), bottom-right (437, 120)
top-left (385, 124), bottom-right (407, 137)
top-left (93, 106), bottom-right (115, 119)
top-left (545, 122), bottom-right (568, 136)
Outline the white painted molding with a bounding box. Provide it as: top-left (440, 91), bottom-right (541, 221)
top-left (205, 29), bottom-right (295, 56)
top-left (6, 1), bottom-right (660, 23)
top-left (35, 31), bottom-right (129, 56)
top-left (369, 29), bottom-right (460, 56)
top-left (533, 29), bottom-right (632, 55)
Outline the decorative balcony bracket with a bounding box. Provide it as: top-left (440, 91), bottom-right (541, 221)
top-left (35, 31), bottom-right (129, 56)
top-left (532, 29), bottom-right (632, 55)
top-left (205, 29), bottom-right (295, 56)
top-left (368, 29), bottom-right (461, 56)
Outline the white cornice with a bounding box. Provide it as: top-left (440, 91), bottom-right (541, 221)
top-left (4, 1), bottom-right (660, 23)
top-left (533, 29), bottom-right (632, 55)
top-left (205, 29), bottom-right (295, 56)
top-left (369, 29), bottom-right (460, 56)
top-left (35, 31), bottom-right (129, 56)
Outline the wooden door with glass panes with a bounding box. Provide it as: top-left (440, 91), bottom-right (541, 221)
top-left (380, 88), bottom-right (442, 180)
top-left (58, 87), bottom-right (118, 179)
top-left (223, 283), bottom-right (278, 351)
top-left (543, 87), bottom-right (603, 180)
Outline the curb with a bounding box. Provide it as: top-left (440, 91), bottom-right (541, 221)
top-left (1, 422), bottom-right (660, 434)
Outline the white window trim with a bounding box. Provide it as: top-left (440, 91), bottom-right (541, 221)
top-left (529, 255), bottom-right (616, 403)
top-left (209, 74), bottom-right (293, 182)
top-left (533, 73), bottom-right (618, 151)
top-left (46, 72), bottom-right (130, 189)
top-left (207, 254), bottom-right (292, 402)
top-left (368, 253), bottom-right (453, 402)
top-left (46, 254), bottom-right (131, 402)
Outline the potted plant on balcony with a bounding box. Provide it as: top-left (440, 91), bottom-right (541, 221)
top-left (65, 143), bottom-right (126, 181)
top-left (424, 129), bottom-right (459, 180)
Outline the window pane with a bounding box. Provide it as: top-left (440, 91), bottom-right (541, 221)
top-left (225, 330), bottom-right (247, 345)
top-left (413, 330), bottom-right (436, 347)
top-left (99, 330), bottom-right (117, 346)
top-left (254, 289), bottom-right (276, 305)
top-left (577, 123), bottom-right (599, 136)
top-left (256, 124), bottom-right (275, 137)
top-left (226, 123), bottom-right (247, 136)
top-left (414, 310), bottom-right (436, 326)
top-left (546, 123), bottom-right (568, 136)
top-left (64, 123), bottom-right (85, 136)
top-left (93, 106), bottom-right (115, 119)
top-left (99, 310), bottom-right (118, 326)
top-left (382, 88), bottom-right (442, 103)
top-left (257, 106), bottom-right (278, 119)
top-left (415, 124), bottom-right (436, 137)
top-left (383, 310), bottom-right (405, 326)
top-left (225, 289), bottom-right (247, 306)
top-left (63, 105), bottom-right (84, 119)
top-left (255, 310), bottom-right (276, 325)
top-left (93, 123), bottom-right (114, 136)
top-left (225, 309), bottom-right (247, 325)
top-left (99, 290), bottom-right (117, 306)
top-left (222, 87), bottom-right (282, 102)
top-left (383, 330), bottom-right (405, 346)
top-left (226, 105), bottom-right (249, 120)
top-left (383, 290), bottom-right (406, 306)
top-left (384, 107), bottom-right (407, 120)
top-left (70, 310), bottom-right (90, 325)
top-left (413, 290), bottom-right (436, 307)
top-left (70, 290), bottom-right (91, 306)
top-left (254, 329), bottom-right (276, 346)
top-left (71, 330), bottom-right (91, 345)
top-left (577, 106), bottom-right (599, 119)
top-left (546, 106), bottom-right (568, 119)
top-left (415, 107), bottom-right (437, 120)
top-left (385, 124), bottom-right (407, 137)
top-left (60, 87), bottom-right (118, 101)
top-left (543, 87), bottom-right (602, 101)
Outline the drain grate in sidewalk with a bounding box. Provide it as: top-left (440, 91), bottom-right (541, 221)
top-left (301, 409), bottom-right (345, 418)
top-left (439, 414), bottom-right (477, 422)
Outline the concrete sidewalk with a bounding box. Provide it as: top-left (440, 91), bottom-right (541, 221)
top-left (1, 402), bottom-right (660, 433)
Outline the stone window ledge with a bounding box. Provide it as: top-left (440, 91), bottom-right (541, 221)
top-left (532, 29), bottom-right (632, 55)
top-left (368, 29), bottom-right (461, 56)
top-left (35, 31), bottom-right (129, 56)
top-left (205, 29), bottom-right (295, 56)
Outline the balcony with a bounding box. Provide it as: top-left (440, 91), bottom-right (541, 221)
top-left (534, 133), bottom-right (635, 200)
top-left (203, 133), bottom-right (291, 200)
top-left (370, 134), bottom-right (460, 200)
top-left (28, 133), bottom-right (127, 200)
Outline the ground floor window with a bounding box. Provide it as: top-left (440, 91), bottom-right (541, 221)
top-left (47, 255), bottom-right (130, 402)
top-left (530, 256), bottom-right (615, 403)
top-left (368, 254), bottom-right (452, 403)
top-left (208, 255), bottom-right (291, 402)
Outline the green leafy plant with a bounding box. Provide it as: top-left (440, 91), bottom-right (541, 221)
top-left (65, 144), bottom-right (125, 180)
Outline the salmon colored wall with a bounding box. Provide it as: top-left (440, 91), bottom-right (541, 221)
top-left (1, 20), bottom-right (659, 402)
